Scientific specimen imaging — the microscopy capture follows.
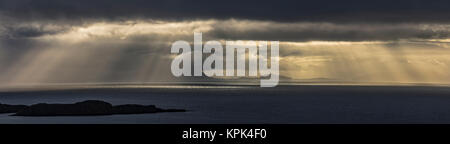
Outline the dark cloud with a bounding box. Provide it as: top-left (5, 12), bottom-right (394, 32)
top-left (0, 0), bottom-right (449, 23)
top-left (1, 25), bottom-right (67, 38)
top-left (0, 0), bottom-right (448, 41)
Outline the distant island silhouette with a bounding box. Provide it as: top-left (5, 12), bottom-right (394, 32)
top-left (0, 100), bottom-right (186, 116)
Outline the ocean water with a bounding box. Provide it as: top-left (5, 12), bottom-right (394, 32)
top-left (1, 85), bottom-right (450, 124)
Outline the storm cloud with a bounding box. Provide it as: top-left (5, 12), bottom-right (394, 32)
top-left (0, 0), bottom-right (450, 22)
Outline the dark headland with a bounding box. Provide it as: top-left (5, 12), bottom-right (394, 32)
top-left (0, 100), bottom-right (186, 116)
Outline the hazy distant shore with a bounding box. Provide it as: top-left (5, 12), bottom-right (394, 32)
top-left (0, 81), bottom-right (449, 92)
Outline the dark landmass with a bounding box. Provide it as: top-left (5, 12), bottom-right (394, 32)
top-left (0, 103), bottom-right (28, 113)
top-left (0, 100), bottom-right (185, 116)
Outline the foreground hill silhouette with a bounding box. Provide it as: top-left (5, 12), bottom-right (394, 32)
top-left (0, 100), bottom-right (185, 116)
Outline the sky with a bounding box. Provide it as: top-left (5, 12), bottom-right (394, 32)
top-left (0, 0), bottom-right (449, 85)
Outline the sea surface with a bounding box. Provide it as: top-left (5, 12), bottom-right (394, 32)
top-left (1, 85), bottom-right (450, 124)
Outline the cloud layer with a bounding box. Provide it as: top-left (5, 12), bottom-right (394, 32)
top-left (1, 0), bottom-right (449, 22)
top-left (1, 19), bottom-right (449, 41)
